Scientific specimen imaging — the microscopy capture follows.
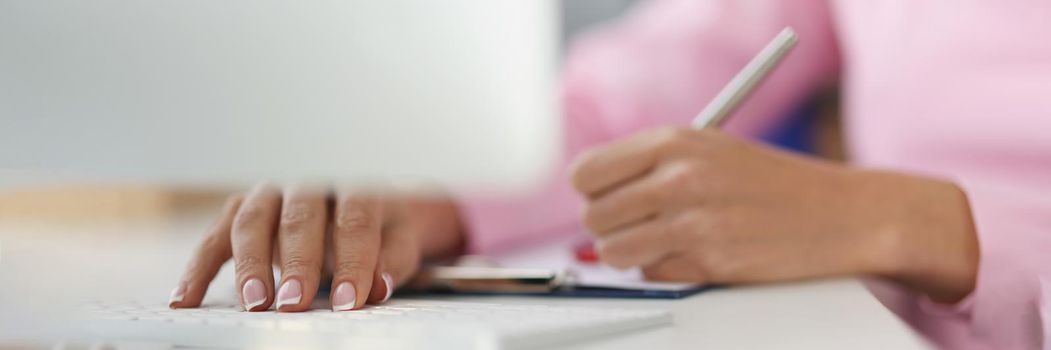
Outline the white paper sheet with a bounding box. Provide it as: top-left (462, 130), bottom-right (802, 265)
top-left (487, 235), bottom-right (701, 292)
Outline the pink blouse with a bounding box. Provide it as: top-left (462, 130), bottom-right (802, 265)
top-left (458, 1), bottom-right (1051, 348)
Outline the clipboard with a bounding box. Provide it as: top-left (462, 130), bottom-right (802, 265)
top-left (403, 266), bottom-right (712, 299)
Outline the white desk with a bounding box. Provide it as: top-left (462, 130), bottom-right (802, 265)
top-left (0, 208), bottom-right (931, 349)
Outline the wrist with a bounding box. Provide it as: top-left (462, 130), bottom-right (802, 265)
top-left (849, 170), bottom-right (979, 303)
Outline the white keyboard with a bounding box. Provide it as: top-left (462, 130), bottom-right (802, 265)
top-left (85, 299), bottom-right (671, 349)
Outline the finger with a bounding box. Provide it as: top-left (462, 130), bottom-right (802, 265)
top-left (366, 262), bottom-right (394, 305)
top-left (170, 195), bottom-right (243, 309)
top-left (275, 186), bottom-right (327, 312)
top-left (641, 255), bottom-right (707, 282)
top-left (570, 127), bottom-right (696, 197)
top-left (367, 219), bottom-right (422, 304)
top-left (329, 192), bottom-right (383, 311)
top-left (595, 217), bottom-right (681, 269)
top-left (584, 162), bottom-right (681, 235)
top-left (231, 184), bottom-right (282, 311)
top-left (584, 161), bottom-right (699, 235)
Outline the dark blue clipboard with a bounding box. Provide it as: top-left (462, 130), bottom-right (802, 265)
top-left (392, 284), bottom-right (716, 299)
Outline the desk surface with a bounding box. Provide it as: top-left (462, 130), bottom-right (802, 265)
top-left (0, 201), bottom-right (931, 349)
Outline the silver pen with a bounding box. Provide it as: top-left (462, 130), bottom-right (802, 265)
top-left (692, 27), bottom-right (799, 128)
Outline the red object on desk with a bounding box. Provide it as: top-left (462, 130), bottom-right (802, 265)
top-left (574, 242), bottom-right (599, 263)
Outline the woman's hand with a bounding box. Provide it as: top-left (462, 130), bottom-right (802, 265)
top-left (168, 184), bottom-right (464, 312)
top-left (570, 127), bottom-right (979, 303)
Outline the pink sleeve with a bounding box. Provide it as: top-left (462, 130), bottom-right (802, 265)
top-left (456, 0), bottom-right (842, 254)
top-left (867, 179), bottom-right (1051, 349)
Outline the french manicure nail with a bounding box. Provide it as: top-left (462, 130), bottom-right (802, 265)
top-left (276, 279), bottom-right (302, 310)
top-left (168, 284), bottom-right (186, 308)
top-left (381, 273), bottom-right (394, 302)
top-left (332, 282), bottom-right (357, 311)
top-left (242, 278), bottom-right (267, 311)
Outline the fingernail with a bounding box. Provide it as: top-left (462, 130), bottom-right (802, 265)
top-left (332, 282), bottom-right (357, 311)
top-left (241, 278), bottom-right (267, 311)
top-left (168, 284), bottom-right (186, 308)
top-left (381, 273), bottom-right (394, 302)
top-left (276, 279), bottom-right (302, 310)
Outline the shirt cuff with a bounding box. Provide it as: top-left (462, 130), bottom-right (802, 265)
top-left (916, 292), bottom-right (976, 318)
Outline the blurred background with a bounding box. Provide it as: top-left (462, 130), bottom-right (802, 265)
top-left (0, 0), bottom-right (631, 222)
top-left (0, 0), bottom-right (840, 224)
top-left (562, 0), bottom-right (636, 43)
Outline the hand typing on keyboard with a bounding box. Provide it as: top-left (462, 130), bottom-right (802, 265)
top-left (168, 183), bottom-right (466, 312)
